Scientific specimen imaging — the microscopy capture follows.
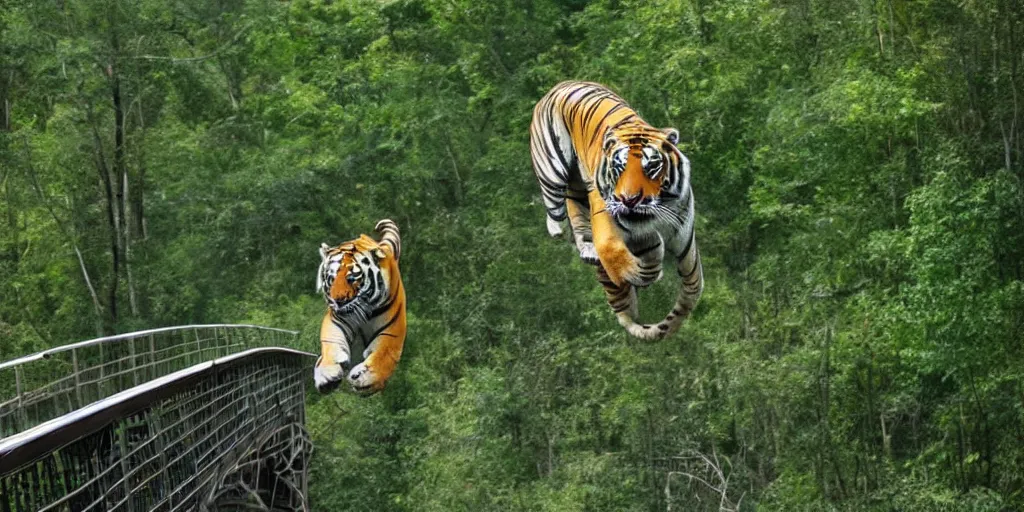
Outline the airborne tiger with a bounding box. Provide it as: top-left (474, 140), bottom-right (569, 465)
top-left (530, 80), bottom-right (704, 340)
top-left (313, 219), bottom-right (407, 395)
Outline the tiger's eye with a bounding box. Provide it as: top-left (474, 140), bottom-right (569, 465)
top-left (612, 148), bottom-right (627, 168)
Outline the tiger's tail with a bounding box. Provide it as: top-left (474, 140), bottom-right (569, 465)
top-left (607, 240), bottom-right (704, 341)
top-left (375, 219), bottom-right (401, 261)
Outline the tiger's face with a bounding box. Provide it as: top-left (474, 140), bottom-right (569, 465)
top-left (317, 235), bottom-right (388, 318)
top-left (598, 123), bottom-right (683, 223)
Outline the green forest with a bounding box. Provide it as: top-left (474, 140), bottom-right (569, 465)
top-left (2, 0), bottom-right (1023, 509)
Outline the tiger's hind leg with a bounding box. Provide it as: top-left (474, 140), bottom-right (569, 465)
top-left (530, 99), bottom-right (574, 238)
top-left (619, 234), bottom-right (703, 341)
top-left (675, 232), bottom-right (704, 310)
top-left (566, 197), bottom-right (599, 265)
top-left (546, 216), bottom-right (564, 237)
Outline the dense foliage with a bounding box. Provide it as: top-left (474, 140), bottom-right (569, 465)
top-left (2, 0), bottom-right (1023, 509)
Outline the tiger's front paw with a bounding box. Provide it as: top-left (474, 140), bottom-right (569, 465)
top-left (314, 355), bottom-right (352, 394)
top-left (597, 236), bottom-right (664, 287)
top-left (347, 362), bottom-right (384, 396)
top-left (598, 242), bottom-right (645, 287)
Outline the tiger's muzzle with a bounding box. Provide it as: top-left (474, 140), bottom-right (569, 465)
top-left (607, 194), bottom-right (657, 220)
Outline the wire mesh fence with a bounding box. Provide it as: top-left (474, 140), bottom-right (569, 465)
top-left (0, 325), bottom-right (300, 438)
top-left (0, 346), bottom-right (314, 512)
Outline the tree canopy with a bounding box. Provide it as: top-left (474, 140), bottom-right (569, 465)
top-left (2, 0), bottom-right (1023, 509)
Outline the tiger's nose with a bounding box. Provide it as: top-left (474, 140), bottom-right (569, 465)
top-left (618, 194), bottom-right (642, 209)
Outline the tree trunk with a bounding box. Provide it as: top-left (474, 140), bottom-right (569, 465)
top-left (109, 21), bottom-right (127, 265)
top-left (2, 70), bottom-right (16, 261)
top-left (2, 79), bottom-right (9, 133)
top-left (123, 171), bottom-right (138, 317)
top-left (820, 325), bottom-right (847, 498)
top-left (106, 8), bottom-right (131, 323)
top-left (133, 100), bottom-right (147, 238)
top-left (113, 69), bottom-right (126, 250)
top-left (2, 167), bottom-right (17, 263)
top-left (92, 123), bottom-right (119, 330)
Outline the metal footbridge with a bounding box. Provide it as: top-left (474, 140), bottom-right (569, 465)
top-left (0, 324), bottom-right (315, 511)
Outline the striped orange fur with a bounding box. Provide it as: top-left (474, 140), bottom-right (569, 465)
top-left (530, 81), bottom-right (703, 341)
top-left (314, 219), bottom-right (406, 395)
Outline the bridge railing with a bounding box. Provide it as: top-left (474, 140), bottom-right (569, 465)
top-left (0, 325), bottom-right (301, 438)
top-left (0, 346), bottom-right (315, 511)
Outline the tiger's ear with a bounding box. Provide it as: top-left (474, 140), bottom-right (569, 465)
top-left (663, 128), bottom-right (680, 145)
top-left (372, 247), bottom-right (387, 260)
top-left (602, 127), bottom-right (617, 152)
top-left (319, 243), bottom-right (330, 261)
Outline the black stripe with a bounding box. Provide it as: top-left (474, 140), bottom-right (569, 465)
top-left (368, 297), bottom-right (393, 320)
top-left (544, 123), bottom-right (572, 181)
top-left (595, 103), bottom-right (625, 131)
top-left (366, 300), bottom-right (403, 342)
top-left (677, 234), bottom-right (694, 265)
top-left (368, 276), bottom-right (403, 318)
top-left (633, 243), bottom-right (660, 257)
top-left (581, 98), bottom-right (605, 127)
top-left (331, 313), bottom-right (362, 342)
top-left (565, 188), bottom-right (588, 201)
top-left (608, 114), bottom-right (637, 131)
top-left (567, 87), bottom-right (602, 122)
top-left (535, 169), bottom-right (565, 192)
top-left (681, 263), bottom-right (701, 279)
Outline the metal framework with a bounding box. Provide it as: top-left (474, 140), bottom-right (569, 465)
top-left (0, 325), bottom-right (315, 512)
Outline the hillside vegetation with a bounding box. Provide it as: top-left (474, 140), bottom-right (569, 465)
top-left (2, 0), bottom-right (1023, 510)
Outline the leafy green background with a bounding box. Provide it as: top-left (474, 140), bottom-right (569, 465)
top-left (2, 0), bottom-right (1023, 510)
